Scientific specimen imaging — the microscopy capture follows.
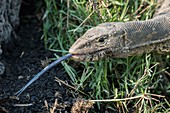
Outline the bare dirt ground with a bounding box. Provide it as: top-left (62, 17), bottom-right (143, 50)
top-left (0, 1), bottom-right (78, 113)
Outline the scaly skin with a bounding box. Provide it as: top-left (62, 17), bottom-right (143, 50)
top-left (69, 0), bottom-right (170, 61)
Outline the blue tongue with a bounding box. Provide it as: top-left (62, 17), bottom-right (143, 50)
top-left (15, 53), bottom-right (73, 97)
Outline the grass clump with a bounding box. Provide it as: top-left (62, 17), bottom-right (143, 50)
top-left (42, 0), bottom-right (170, 112)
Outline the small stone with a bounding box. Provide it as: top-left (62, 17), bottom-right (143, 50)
top-left (18, 76), bottom-right (24, 79)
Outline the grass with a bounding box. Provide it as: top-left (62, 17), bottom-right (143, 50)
top-left (42, 0), bottom-right (170, 112)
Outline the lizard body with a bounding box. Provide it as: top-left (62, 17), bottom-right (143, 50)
top-left (15, 0), bottom-right (170, 96)
top-left (69, 0), bottom-right (170, 61)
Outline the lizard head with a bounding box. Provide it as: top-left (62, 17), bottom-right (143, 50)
top-left (69, 23), bottom-right (126, 61)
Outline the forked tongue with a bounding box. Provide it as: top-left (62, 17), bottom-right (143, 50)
top-left (15, 53), bottom-right (72, 97)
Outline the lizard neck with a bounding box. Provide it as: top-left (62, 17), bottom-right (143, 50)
top-left (108, 16), bottom-right (170, 58)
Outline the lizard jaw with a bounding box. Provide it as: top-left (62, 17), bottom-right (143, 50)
top-left (70, 53), bottom-right (101, 61)
top-left (69, 48), bottom-right (108, 61)
top-left (69, 47), bottom-right (92, 61)
top-left (71, 54), bottom-right (87, 61)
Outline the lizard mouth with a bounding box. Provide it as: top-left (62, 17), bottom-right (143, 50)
top-left (69, 44), bottom-right (111, 61)
top-left (71, 54), bottom-right (88, 61)
top-left (70, 48), bottom-right (108, 61)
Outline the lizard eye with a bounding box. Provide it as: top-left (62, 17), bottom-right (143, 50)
top-left (96, 36), bottom-right (108, 47)
top-left (98, 37), bottom-right (105, 42)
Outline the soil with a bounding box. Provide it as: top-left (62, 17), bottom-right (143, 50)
top-left (0, 1), bottom-right (84, 113)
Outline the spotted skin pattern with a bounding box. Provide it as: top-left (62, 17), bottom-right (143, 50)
top-left (69, 0), bottom-right (170, 61)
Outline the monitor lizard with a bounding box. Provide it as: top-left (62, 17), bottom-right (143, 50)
top-left (15, 0), bottom-right (170, 96)
top-left (69, 0), bottom-right (170, 61)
